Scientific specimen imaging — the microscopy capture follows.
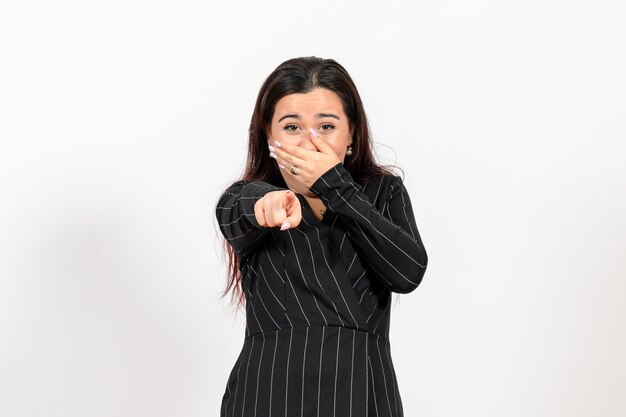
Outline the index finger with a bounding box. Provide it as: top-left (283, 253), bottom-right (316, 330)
top-left (273, 139), bottom-right (319, 159)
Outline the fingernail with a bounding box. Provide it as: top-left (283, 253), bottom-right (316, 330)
top-left (279, 163), bottom-right (286, 169)
top-left (269, 151), bottom-right (277, 159)
top-left (280, 222), bottom-right (291, 230)
top-left (310, 128), bottom-right (318, 138)
top-left (268, 145), bottom-right (275, 152)
top-left (274, 141), bottom-right (282, 148)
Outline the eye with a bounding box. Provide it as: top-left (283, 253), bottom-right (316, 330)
top-left (319, 124), bottom-right (335, 131)
top-left (283, 124), bottom-right (300, 132)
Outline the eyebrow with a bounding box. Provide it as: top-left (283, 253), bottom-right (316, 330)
top-left (277, 113), bottom-right (341, 123)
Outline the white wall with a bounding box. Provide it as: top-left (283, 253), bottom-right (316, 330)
top-left (1, 1), bottom-right (624, 416)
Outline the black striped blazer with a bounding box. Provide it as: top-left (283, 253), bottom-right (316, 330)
top-left (216, 162), bottom-right (427, 417)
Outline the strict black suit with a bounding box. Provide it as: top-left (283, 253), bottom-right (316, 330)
top-left (216, 162), bottom-right (428, 417)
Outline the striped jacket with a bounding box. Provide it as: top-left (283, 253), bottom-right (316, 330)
top-left (217, 162), bottom-right (428, 417)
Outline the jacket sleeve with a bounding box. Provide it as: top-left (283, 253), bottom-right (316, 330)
top-left (216, 180), bottom-right (287, 259)
top-left (309, 163), bottom-right (428, 293)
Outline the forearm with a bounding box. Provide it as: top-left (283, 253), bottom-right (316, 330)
top-left (310, 163), bottom-right (428, 293)
top-left (216, 180), bottom-right (286, 258)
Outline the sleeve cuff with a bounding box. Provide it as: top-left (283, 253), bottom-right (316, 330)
top-left (240, 182), bottom-right (286, 228)
top-left (309, 162), bottom-right (354, 198)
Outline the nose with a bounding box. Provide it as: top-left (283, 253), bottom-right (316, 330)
top-left (298, 132), bottom-right (318, 151)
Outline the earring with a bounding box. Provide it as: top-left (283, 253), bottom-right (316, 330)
top-left (346, 145), bottom-right (353, 156)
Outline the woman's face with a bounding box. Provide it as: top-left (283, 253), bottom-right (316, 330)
top-left (266, 88), bottom-right (354, 196)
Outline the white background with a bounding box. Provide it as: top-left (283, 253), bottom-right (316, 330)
top-left (1, 1), bottom-right (625, 416)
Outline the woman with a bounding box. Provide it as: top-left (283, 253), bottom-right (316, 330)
top-left (215, 56), bottom-right (428, 417)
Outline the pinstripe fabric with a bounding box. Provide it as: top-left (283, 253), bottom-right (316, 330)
top-left (217, 162), bottom-right (427, 417)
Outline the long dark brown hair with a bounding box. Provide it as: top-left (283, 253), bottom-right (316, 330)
top-left (215, 56), bottom-right (403, 312)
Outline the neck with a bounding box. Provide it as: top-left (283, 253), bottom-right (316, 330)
top-left (303, 195), bottom-right (326, 220)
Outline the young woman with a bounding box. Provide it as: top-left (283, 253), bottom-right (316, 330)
top-left (215, 56), bottom-right (428, 417)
